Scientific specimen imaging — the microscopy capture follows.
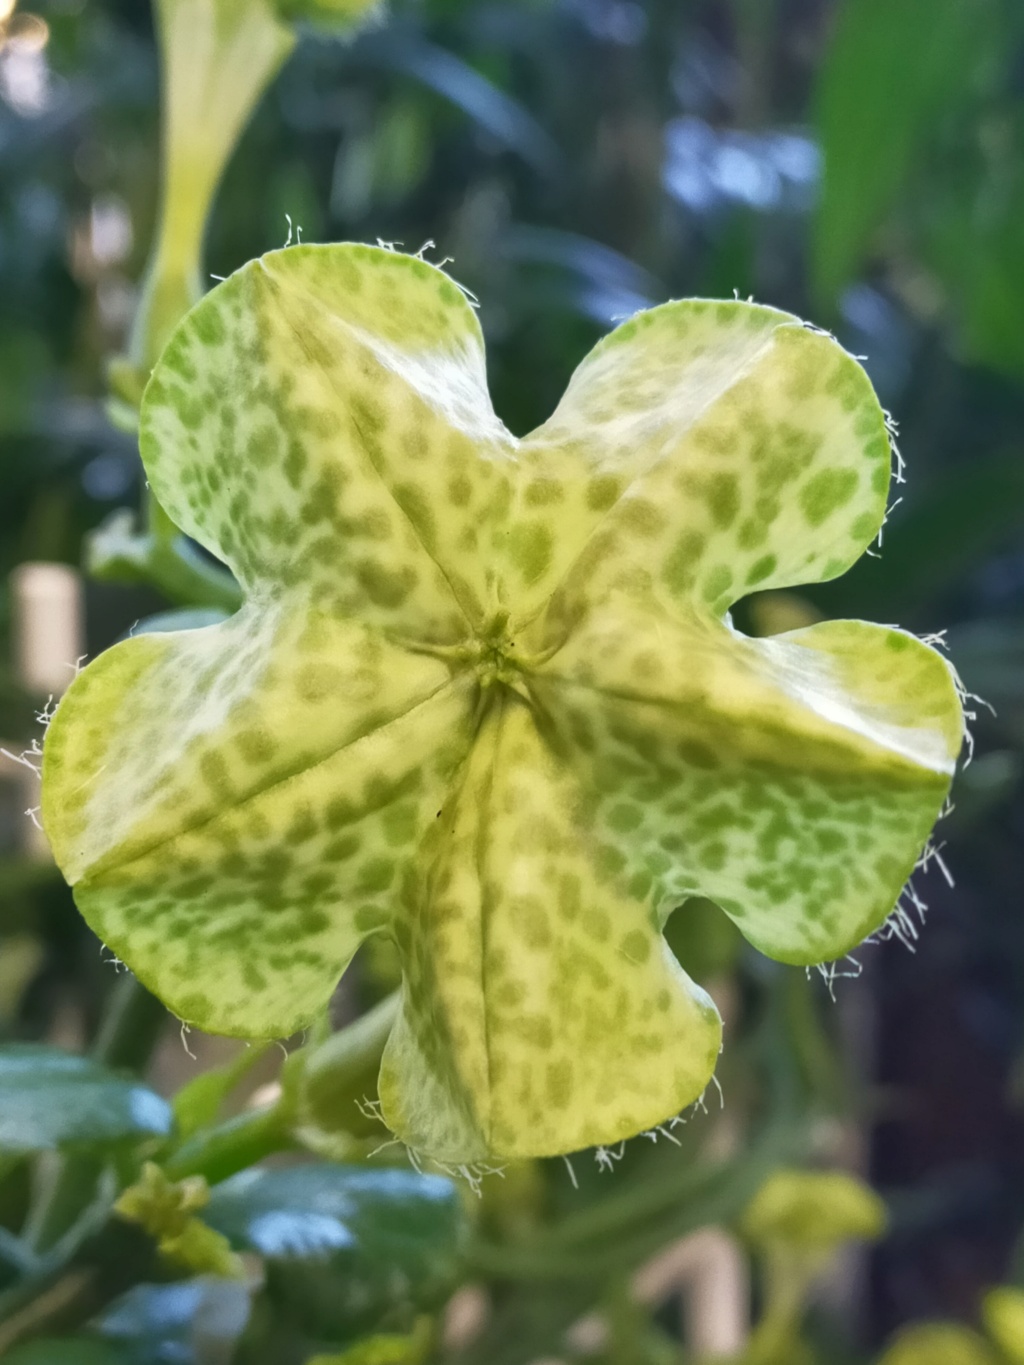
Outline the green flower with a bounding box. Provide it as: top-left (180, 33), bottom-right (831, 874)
top-left (43, 244), bottom-right (964, 1163)
top-left (128, 0), bottom-right (379, 375)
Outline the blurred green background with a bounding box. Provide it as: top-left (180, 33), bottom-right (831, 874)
top-left (1, 0), bottom-right (1024, 1361)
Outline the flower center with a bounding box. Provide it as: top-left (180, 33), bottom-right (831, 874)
top-left (466, 610), bottom-right (520, 688)
top-left (418, 611), bottom-right (538, 696)
top-left (473, 637), bottom-right (518, 688)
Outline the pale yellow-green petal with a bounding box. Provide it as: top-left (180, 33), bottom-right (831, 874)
top-left (378, 693), bottom-right (722, 1163)
top-left (140, 244), bottom-right (517, 640)
top-left (502, 300), bottom-right (890, 631)
top-left (41, 246), bottom-right (967, 1164)
top-left (530, 594), bottom-right (962, 965)
top-left (43, 608), bottom-right (476, 1036)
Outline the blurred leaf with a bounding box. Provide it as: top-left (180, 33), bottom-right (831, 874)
top-left (0, 1045), bottom-right (173, 1153)
top-left (931, 166), bottom-right (1024, 380)
top-left (277, 0), bottom-right (383, 31)
top-left (814, 0), bottom-right (983, 302)
top-left (0, 934), bottom-right (43, 1022)
top-left (2, 1341), bottom-right (126, 1365)
top-left (664, 896), bottom-right (744, 983)
top-left (470, 1117), bottom-right (800, 1283)
top-left (499, 225), bottom-right (659, 326)
top-left (945, 750), bottom-right (1021, 831)
top-left (204, 1165), bottom-right (465, 1342)
top-left (745, 591), bottom-right (822, 637)
top-left (96, 1278), bottom-right (252, 1365)
top-left (331, 100), bottom-right (433, 221)
top-left (820, 451), bottom-right (1024, 617)
top-left (294, 993), bottom-right (399, 1153)
top-left (948, 619), bottom-right (1024, 741)
top-left (352, 32), bottom-right (560, 175)
top-left (173, 1043), bottom-right (273, 1141)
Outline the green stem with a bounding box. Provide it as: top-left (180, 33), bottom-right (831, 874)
top-left (164, 1104), bottom-right (294, 1186)
top-left (297, 991), bottom-right (400, 1136)
top-left (164, 994), bottom-right (402, 1185)
top-left (93, 975), bottom-right (169, 1072)
top-left (22, 1154), bottom-right (105, 1256)
top-left (604, 1277), bottom-right (647, 1365)
top-left (107, 0), bottom-right (296, 599)
top-left (6, 997), bottom-right (398, 1348)
top-left (745, 1253), bottom-right (816, 1365)
top-left (129, 0), bottom-right (294, 374)
top-left (87, 512), bottom-right (242, 612)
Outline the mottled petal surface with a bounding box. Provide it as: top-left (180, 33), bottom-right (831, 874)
top-left (43, 244), bottom-right (965, 1161)
top-left (531, 594), bottom-right (961, 965)
top-left (508, 301), bottom-right (890, 634)
top-left (142, 245), bottom-right (517, 638)
top-left (379, 693), bottom-right (721, 1162)
top-left (44, 607), bottom-right (476, 1035)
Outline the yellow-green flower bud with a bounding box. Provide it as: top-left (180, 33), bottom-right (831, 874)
top-left (983, 1287), bottom-right (1024, 1364)
top-left (878, 1323), bottom-right (996, 1365)
top-left (742, 1169), bottom-right (887, 1255)
top-left (129, 0), bottom-right (380, 380)
top-left (115, 1161), bottom-right (243, 1278)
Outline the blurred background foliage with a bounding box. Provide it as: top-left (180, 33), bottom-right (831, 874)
top-left (1, 0), bottom-right (1024, 1361)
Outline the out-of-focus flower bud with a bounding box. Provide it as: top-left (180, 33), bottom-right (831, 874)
top-left (742, 1169), bottom-right (887, 1259)
top-left (983, 1287), bottom-right (1024, 1364)
top-left (878, 1323), bottom-right (996, 1365)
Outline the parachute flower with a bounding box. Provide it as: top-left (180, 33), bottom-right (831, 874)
top-left (44, 244), bottom-right (964, 1162)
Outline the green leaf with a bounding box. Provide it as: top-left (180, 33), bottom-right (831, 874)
top-left (820, 450), bottom-right (1024, 618)
top-left (354, 35), bottom-right (560, 176)
top-left (96, 1279), bottom-right (251, 1362)
top-left (813, 0), bottom-right (982, 302)
top-left (43, 245), bottom-right (963, 1164)
top-left (275, 0), bottom-right (383, 27)
top-left (928, 165), bottom-right (1024, 380)
top-left (203, 1165), bottom-right (465, 1341)
top-left (0, 1045), bottom-right (172, 1154)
